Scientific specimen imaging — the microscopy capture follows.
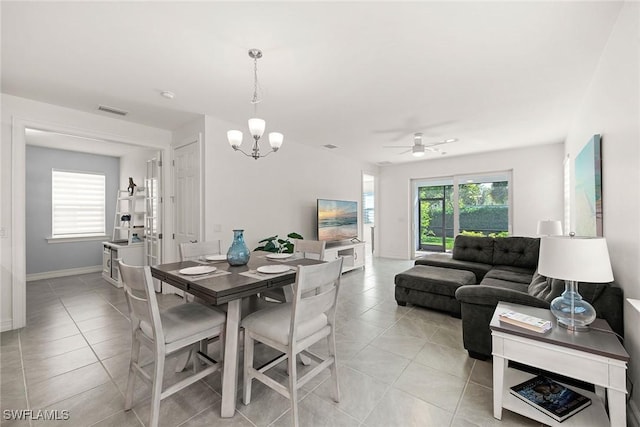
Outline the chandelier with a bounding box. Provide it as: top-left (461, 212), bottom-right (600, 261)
top-left (227, 49), bottom-right (283, 160)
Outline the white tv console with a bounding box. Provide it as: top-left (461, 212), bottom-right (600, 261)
top-left (323, 241), bottom-right (365, 273)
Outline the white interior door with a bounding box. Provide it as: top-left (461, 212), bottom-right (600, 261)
top-left (145, 153), bottom-right (162, 264)
top-left (173, 139), bottom-right (201, 260)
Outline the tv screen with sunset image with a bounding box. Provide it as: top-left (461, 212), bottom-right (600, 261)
top-left (317, 199), bottom-right (358, 241)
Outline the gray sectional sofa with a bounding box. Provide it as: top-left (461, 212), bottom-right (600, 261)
top-left (398, 235), bottom-right (623, 360)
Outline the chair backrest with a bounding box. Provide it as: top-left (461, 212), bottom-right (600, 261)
top-left (118, 260), bottom-right (163, 343)
top-left (292, 239), bottom-right (326, 260)
top-left (290, 258), bottom-right (343, 340)
top-left (179, 240), bottom-right (222, 261)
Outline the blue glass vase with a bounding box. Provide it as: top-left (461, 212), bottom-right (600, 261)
top-left (227, 229), bottom-right (250, 266)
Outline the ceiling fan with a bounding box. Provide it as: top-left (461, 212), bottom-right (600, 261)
top-left (383, 133), bottom-right (457, 157)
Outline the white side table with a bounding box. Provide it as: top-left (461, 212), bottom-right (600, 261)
top-left (491, 302), bottom-right (629, 427)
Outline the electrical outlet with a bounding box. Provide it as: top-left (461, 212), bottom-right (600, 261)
top-left (0, 227), bottom-right (7, 238)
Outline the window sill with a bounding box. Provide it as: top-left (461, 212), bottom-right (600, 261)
top-left (47, 235), bottom-right (109, 244)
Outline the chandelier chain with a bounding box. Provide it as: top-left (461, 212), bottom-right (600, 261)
top-left (251, 56), bottom-right (261, 106)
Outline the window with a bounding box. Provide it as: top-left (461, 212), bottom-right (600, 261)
top-left (413, 171), bottom-right (512, 253)
top-left (52, 169), bottom-right (106, 238)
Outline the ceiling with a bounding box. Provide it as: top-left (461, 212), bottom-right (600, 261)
top-left (1, 2), bottom-right (623, 165)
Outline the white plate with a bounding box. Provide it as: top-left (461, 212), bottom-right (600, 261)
top-left (179, 266), bottom-right (217, 275)
top-left (205, 254), bottom-right (227, 262)
top-left (266, 253), bottom-right (293, 260)
top-left (257, 265), bottom-right (291, 274)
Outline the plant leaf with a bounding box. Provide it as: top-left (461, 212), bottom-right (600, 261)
top-left (288, 232), bottom-right (303, 240)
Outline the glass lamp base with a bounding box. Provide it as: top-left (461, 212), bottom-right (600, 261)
top-left (549, 280), bottom-right (596, 332)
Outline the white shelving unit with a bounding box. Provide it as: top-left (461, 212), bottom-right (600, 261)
top-left (323, 241), bottom-right (365, 273)
top-left (112, 188), bottom-right (146, 244)
top-left (102, 188), bottom-right (146, 287)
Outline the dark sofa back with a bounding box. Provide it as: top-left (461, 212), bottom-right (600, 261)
top-left (452, 235), bottom-right (494, 264)
top-left (492, 237), bottom-right (540, 269)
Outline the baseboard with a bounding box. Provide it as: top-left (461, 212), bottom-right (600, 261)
top-left (26, 265), bottom-right (102, 281)
top-left (629, 400), bottom-right (640, 427)
top-left (1, 319), bottom-right (13, 332)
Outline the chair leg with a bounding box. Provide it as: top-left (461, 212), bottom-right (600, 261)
top-left (149, 349), bottom-right (165, 427)
top-left (124, 337), bottom-right (141, 410)
top-left (242, 330), bottom-right (254, 405)
top-left (327, 333), bottom-right (340, 402)
top-left (288, 351), bottom-right (299, 427)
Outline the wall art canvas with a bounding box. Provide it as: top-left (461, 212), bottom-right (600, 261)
top-left (574, 134), bottom-right (603, 236)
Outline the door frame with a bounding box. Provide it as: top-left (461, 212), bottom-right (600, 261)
top-left (10, 117), bottom-right (169, 330)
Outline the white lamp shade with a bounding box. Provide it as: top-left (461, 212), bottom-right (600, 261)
top-left (248, 118), bottom-right (266, 138)
top-left (538, 236), bottom-right (614, 283)
top-left (268, 132), bottom-right (283, 150)
top-left (227, 130), bottom-right (243, 148)
top-left (537, 220), bottom-right (563, 236)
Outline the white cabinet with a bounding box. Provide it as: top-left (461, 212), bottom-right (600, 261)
top-left (323, 242), bottom-right (365, 273)
top-left (102, 241), bottom-right (144, 287)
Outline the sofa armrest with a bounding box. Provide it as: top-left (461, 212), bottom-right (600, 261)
top-left (455, 285), bottom-right (550, 309)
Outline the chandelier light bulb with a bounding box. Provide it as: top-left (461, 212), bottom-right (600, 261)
top-left (269, 132), bottom-right (284, 150)
top-left (248, 118), bottom-right (266, 138)
top-left (227, 130), bottom-right (243, 148)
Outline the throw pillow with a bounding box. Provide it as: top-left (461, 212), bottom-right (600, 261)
top-left (527, 271), bottom-right (565, 302)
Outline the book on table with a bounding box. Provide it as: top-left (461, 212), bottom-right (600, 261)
top-left (509, 375), bottom-right (592, 422)
top-left (499, 310), bottom-right (552, 333)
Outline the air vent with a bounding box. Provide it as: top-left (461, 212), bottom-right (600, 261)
top-left (323, 144), bottom-right (338, 149)
top-left (98, 105), bottom-right (128, 116)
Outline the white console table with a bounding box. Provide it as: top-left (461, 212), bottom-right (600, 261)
top-left (323, 241), bottom-right (365, 273)
top-left (491, 302), bottom-right (629, 426)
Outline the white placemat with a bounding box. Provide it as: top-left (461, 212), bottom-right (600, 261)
top-left (171, 269), bottom-right (232, 281)
top-left (239, 268), bottom-right (295, 280)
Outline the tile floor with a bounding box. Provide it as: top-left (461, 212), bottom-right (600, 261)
top-left (0, 257), bottom-right (543, 427)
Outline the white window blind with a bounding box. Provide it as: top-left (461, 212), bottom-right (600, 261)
top-left (52, 170), bottom-right (106, 237)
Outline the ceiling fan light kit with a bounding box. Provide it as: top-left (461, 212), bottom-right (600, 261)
top-left (227, 48), bottom-right (283, 160)
top-left (384, 132), bottom-right (456, 158)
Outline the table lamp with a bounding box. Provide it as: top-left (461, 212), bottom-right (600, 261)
top-left (538, 234), bottom-right (613, 332)
top-left (537, 220), bottom-right (563, 236)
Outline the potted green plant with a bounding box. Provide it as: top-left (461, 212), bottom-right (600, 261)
top-left (254, 232), bottom-right (303, 253)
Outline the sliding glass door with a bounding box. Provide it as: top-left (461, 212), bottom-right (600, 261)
top-left (413, 171), bottom-right (511, 255)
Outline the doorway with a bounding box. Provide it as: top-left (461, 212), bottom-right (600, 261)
top-left (362, 173), bottom-right (376, 256)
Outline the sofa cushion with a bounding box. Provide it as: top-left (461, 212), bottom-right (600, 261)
top-left (452, 235), bottom-right (494, 264)
top-left (479, 277), bottom-right (529, 293)
top-left (395, 265), bottom-right (476, 296)
top-left (415, 253), bottom-right (492, 282)
top-left (492, 237), bottom-right (540, 269)
top-left (484, 268), bottom-right (533, 285)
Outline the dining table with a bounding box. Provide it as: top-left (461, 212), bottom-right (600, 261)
top-left (150, 251), bottom-right (324, 418)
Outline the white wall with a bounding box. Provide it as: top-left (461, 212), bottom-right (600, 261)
top-left (377, 143), bottom-right (565, 259)
top-left (1, 94), bottom-right (172, 331)
top-left (563, 2), bottom-right (640, 421)
top-left (120, 148), bottom-right (159, 194)
top-left (201, 115), bottom-right (377, 253)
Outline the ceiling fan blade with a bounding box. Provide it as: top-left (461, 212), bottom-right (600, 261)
top-left (397, 148), bottom-right (412, 155)
top-left (382, 145), bottom-right (414, 148)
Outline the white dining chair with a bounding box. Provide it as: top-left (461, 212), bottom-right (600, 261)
top-left (176, 240), bottom-right (224, 372)
top-left (261, 239), bottom-right (327, 303)
top-left (118, 261), bottom-right (225, 427)
top-left (179, 240), bottom-right (222, 261)
top-left (241, 258), bottom-right (343, 427)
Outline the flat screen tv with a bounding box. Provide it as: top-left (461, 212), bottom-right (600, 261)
top-left (317, 199), bottom-right (358, 242)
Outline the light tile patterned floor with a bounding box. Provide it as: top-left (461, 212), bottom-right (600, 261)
top-left (0, 257), bottom-right (543, 426)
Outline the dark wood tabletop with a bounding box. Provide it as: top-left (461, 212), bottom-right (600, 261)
top-left (150, 252), bottom-right (323, 305)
